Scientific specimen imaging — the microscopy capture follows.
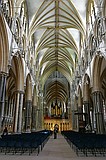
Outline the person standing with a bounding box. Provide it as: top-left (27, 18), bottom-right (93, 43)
top-left (54, 127), bottom-right (57, 139)
top-left (2, 126), bottom-right (8, 136)
top-left (54, 124), bottom-right (58, 139)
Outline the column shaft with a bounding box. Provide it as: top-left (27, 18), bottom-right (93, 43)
top-left (92, 91), bottom-right (105, 134)
top-left (0, 74), bottom-right (7, 131)
top-left (31, 105), bottom-right (36, 131)
top-left (13, 92), bottom-right (20, 132)
top-left (13, 91), bottom-right (24, 133)
top-left (83, 102), bottom-right (91, 126)
top-left (25, 100), bottom-right (32, 131)
top-left (18, 93), bottom-right (24, 133)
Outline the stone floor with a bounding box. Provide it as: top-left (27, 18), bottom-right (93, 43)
top-left (0, 133), bottom-right (106, 160)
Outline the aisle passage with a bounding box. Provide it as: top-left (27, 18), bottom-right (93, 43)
top-left (38, 133), bottom-right (77, 160)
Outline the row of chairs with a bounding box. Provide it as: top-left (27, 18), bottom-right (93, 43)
top-left (0, 130), bottom-right (52, 155)
top-left (61, 130), bottom-right (106, 157)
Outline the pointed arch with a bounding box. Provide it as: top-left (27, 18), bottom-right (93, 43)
top-left (86, 0), bottom-right (94, 24)
top-left (26, 74), bottom-right (32, 101)
top-left (92, 54), bottom-right (104, 91)
top-left (77, 85), bottom-right (82, 107)
top-left (0, 13), bottom-right (9, 73)
top-left (11, 54), bottom-right (24, 91)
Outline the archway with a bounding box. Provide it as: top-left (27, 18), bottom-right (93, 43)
top-left (0, 13), bottom-right (9, 73)
top-left (0, 13), bottom-right (9, 131)
top-left (3, 55), bottom-right (24, 133)
top-left (92, 54), bottom-right (106, 133)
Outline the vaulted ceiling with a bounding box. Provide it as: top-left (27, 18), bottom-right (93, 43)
top-left (26, 0), bottom-right (87, 105)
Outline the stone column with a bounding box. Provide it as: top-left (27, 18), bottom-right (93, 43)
top-left (8, 98), bottom-right (11, 117)
top-left (13, 91), bottom-right (24, 133)
top-left (37, 108), bottom-right (42, 130)
top-left (10, 99), bottom-right (14, 117)
top-left (78, 95), bottom-right (83, 119)
top-left (25, 100), bottom-right (32, 131)
top-left (78, 95), bottom-right (84, 132)
top-left (0, 73), bottom-right (7, 131)
top-left (83, 102), bottom-right (91, 131)
top-left (18, 92), bottom-right (24, 133)
top-left (5, 99), bottom-right (8, 114)
top-left (31, 104), bottom-right (36, 131)
top-left (31, 88), bottom-right (37, 131)
top-left (13, 91), bottom-right (20, 133)
top-left (37, 95), bottom-right (44, 130)
top-left (4, 99), bottom-right (8, 116)
top-left (39, 108), bottom-right (44, 130)
top-left (92, 91), bottom-right (105, 134)
top-left (67, 98), bottom-right (72, 129)
top-left (35, 108), bottom-right (39, 130)
top-left (83, 83), bottom-right (91, 129)
top-left (71, 95), bottom-right (78, 131)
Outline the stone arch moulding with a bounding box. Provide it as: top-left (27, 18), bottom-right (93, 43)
top-left (11, 54), bottom-right (24, 91)
top-left (77, 85), bottom-right (83, 107)
top-left (25, 73), bottom-right (32, 101)
top-left (0, 13), bottom-right (9, 73)
top-left (100, 56), bottom-right (106, 96)
top-left (92, 54), bottom-right (104, 92)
